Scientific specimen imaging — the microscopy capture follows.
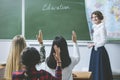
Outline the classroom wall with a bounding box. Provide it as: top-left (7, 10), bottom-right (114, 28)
top-left (0, 41), bottom-right (120, 74)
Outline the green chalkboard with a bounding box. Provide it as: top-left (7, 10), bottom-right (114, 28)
top-left (25, 0), bottom-right (90, 40)
top-left (0, 0), bottom-right (21, 39)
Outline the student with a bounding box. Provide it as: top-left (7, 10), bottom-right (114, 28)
top-left (4, 30), bottom-right (45, 80)
top-left (4, 35), bottom-right (27, 80)
top-left (87, 10), bottom-right (113, 80)
top-left (12, 46), bottom-right (62, 80)
top-left (38, 31), bottom-right (80, 80)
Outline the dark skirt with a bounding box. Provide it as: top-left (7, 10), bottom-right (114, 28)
top-left (89, 46), bottom-right (113, 80)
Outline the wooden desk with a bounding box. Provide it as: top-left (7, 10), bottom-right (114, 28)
top-left (0, 64), bottom-right (6, 69)
top-left (72, 71), bottom-right (92, 80)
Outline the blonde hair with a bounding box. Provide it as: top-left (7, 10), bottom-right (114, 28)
top-left (4, 35), bottom-right (26, 80)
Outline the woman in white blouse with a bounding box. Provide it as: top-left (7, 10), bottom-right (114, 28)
top-left (37, 31), bottom-right (80, 80)
top-left (88, 11), bottom-right (113, 80)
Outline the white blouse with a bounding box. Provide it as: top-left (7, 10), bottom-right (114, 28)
top-left (36, 43), bottom-right (80, 80)
top-left (92, 22), bottom-right (107, 50)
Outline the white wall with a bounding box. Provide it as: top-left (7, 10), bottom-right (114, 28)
top-left (0, 40), bottom-right (120, 74)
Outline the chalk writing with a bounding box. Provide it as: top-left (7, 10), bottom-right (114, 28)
top-left (42, 3), bottom-right (70, 11)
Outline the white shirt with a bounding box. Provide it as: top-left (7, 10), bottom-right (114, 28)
top-left (36, 43), bottom-right (80, 80)
top-left (92, 22), bottom-right (107, 50)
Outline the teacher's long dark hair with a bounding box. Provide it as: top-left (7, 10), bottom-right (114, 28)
top-left (46, 36), bottom-right (71, 69)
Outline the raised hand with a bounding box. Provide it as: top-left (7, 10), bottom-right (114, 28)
top-left (53, 45), bottom-right (61, 63)
top-left (72, 30), bottom-right (77, 43)
top-left (36, 30), bottom-right (43, 44)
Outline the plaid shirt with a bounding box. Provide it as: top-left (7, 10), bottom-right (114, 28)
top-left (12, 66), bottom-right (61, 80)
